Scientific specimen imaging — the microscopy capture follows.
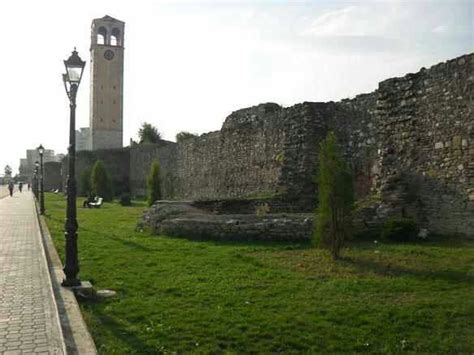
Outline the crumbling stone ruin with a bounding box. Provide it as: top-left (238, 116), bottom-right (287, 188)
top-left (62, 53), bottom-right (473, 239)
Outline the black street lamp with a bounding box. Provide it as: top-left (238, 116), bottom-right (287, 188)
top-left (37, 144), bottom-right (45, 215)
top-left (33, 163), bottom-right (39, 200)
top-left (62, 48), bottom-right (86, 287)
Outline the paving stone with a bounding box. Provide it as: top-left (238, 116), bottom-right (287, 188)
top-left (0, 192), bottom-right (65, 353)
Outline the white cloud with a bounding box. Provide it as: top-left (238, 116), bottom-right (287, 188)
top-left (0, 0), bottom-right (472, 175)
top-left (300, 1), bottom-right (472, 54)
top-left (432, 24), bottom-right (449, 34)
top-left (302, 4), bottom-right (400, 37)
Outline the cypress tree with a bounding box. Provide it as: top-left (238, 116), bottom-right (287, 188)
top-left (314, 132), bottom-right (354, 259)
top-left (79, 168), bottom-right (92, 197)
top-left (91, 160), bottom-right (112, 201)
top-left (147, 160), bottom-right (161, 207)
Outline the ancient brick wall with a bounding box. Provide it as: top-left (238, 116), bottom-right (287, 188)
top-left (174, 103), bottom-right (289, 200)
top-left (329, 93), bottom-right (380, 197)
top-left (62, 53), bottom-right (473, 236)
top-left (377, 53), bottom-right (473, 235)
top-left (172, 102), bottom-right (327, 208)
top-left (129, 141), bottom-right (177, 198)
top-left (43, 162), bottom-right (62, 191)
top-left (62, 148), bottom-right (129, 196)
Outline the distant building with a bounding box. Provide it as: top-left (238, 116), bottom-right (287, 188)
top-left (19, 149), bottom-right (62, 178)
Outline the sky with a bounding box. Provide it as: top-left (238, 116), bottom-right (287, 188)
top-left (0, 0), bottom-right (472, 175)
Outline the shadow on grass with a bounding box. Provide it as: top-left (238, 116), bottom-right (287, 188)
top-left (341, 255), bottom-right (474, 284)
top-left (82, 302), bottom-right (151, 353)
top-left (161, 233), bottom-right (312, 250)
top-left (46, 214), bottom-right (154, 252)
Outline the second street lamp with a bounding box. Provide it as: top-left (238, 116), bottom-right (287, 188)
top-left (62, 48), bottom-right (86, 287)
top-left (37, 144), bottom-right (45, 215)
top-left (33, 164), bottom-right (39, 200)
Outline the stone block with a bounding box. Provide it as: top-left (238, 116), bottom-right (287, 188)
top-left (452, 135), bottom-right (462, 149)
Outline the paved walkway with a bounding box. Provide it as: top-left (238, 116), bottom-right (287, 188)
top-left (0, 191), bottom-right (65, 354)
top-left (0, 186), bottom-right (10, 200)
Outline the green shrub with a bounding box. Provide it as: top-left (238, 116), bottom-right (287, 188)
top-left (314, 132), bottom-right (354, 259)
top-left (147, 160), bottom-right (161, 207)
top-left (381, 218), bottom-right (418, 242)
top-left (91, 160), bottom-right (113, 202)
top-left (120, 193), bottom-right (132, 206)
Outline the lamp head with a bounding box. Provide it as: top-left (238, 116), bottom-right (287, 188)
top-left (63, 48), bottom-right (86, 85)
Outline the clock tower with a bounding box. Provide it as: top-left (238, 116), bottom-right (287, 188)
top-left (89, 15), bottom-right (125, 150)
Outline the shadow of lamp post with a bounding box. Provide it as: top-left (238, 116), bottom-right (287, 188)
top-left (61, 48), bottom-right (85, 287)
top-left (37, 144), bottom-right (45, 215)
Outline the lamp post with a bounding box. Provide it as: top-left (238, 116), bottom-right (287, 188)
top-left (37, 144), bottom-right (45, 215)
top-left (33, 164), bottom-right (39, 200)
top-left (62, 48), bottom-right (86, 287)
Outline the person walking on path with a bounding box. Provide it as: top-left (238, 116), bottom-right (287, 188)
top-left (19, 182), bottom-right (23, 193)
top-left (8, 181), bottom-right (14, 197)
top-left (28, 182), bottom-right (31, 191)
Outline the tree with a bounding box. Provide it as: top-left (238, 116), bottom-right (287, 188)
top-left (79, 168), bottom-right (92, 197)
top-left (147, 160), bottom-right (161, 207)
top-left (91, 160), bottom-right (112, 201)
top-left (138, 122), bottom-right (161, 144)
top-left (314, 132), bottom-right (354, 260)
top-left (176, 131), bottom-right (198, 143)
top-left (4, 165), bottom-right (12, 178)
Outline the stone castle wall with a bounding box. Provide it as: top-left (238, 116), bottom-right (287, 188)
top-left (129, 142), bottom-right (177, 198)
top-left (58, 53), bottom-right (473, 236)
top-left (329, 93), bottom-right (380, 197)
top-left (174, 103), bottom-right (319, 203)
top-left (62, 148), bottom-right (129, 196)
top-left (43, 162), bottom-right (62, 191)
top-left (377, 54), bottom-right (473, 235)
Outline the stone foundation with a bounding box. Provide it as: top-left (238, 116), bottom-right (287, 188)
top-left (139, 201), bottom-right (313, 242)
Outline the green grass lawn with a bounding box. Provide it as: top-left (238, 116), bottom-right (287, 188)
top-left (44, 193), bottom-right (474, 354)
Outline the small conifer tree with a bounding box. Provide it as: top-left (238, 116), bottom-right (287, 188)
top-left (91, 160), bottom-right (112, 201)
top-left (314, 132), bottom-right (354, 259)
top-left (147, 160), bottom-right (161, 207)
top-left (79, 168), bottom-right (92, 197)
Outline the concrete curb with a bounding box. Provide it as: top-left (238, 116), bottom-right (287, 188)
top-left (35, 203), bottom-right (98, 354)
top-left (32, 198), bottom-right (68, 355)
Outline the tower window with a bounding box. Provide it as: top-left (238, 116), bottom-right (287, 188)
top-left (97, 26), bottom-right (107, 45)
top-left (111, 28), bottom-right (121, 46)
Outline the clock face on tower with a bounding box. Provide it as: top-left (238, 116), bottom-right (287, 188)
top-left (104, 49), bottom-right (115, 61)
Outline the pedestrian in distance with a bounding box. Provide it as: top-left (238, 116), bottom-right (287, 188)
top-left (8, 181), bottom-right (14, 197)
top-left (27, 183), bottom-right (31, 191)
top-left (19, 182), bottom-right (23, 193)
